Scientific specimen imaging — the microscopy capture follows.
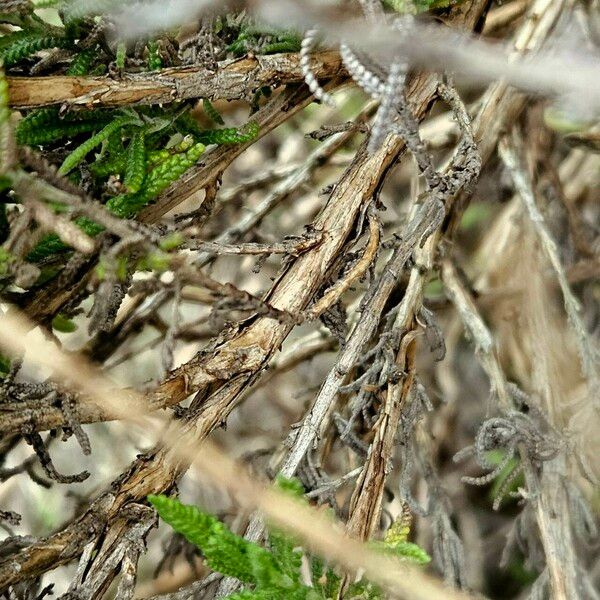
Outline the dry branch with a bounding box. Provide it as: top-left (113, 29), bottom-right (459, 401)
top-left (304, 210), bottom-right (380, 321)
top-left (498, 132), bottom-right (599, 396)
top-left (0, 310), bottom-right (475, 600)
top-left (0, 1), bottom-right (489, 585)
top-left (345, 332), bottom-right (417, 540)
top-left (338, 0), bottom-right (576, 583)
top-left (7, 51), bottom-right (343, 109)
top-left (17, 83), bottom-right (333, 322)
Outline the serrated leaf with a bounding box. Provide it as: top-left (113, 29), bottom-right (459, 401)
top-left (274, 476), bottom-right (305, 498)
top-left (268, 529), bottom-right (302, 583)
top-left (373, 540), bottom-right (431, 565)
top-left (149, 495), bottom-right (283, 585)
top-left (383, 506), bottom-right (411, 545)
top-left (148, 494), bottom-right (218, 550)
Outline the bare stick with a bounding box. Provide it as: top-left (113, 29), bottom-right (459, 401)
top-left (304, 211), bottom-right (380, 321)
top-left (7, 51), bottom-right (344, 109)
top-left (192, 104), bottom-right (368, 267)
top-left (184, 235), bottom-right (322, 256)
top-left (278, 198), bottom-right (445, 479)
top-left (24, 198), bottom-right (96, 256)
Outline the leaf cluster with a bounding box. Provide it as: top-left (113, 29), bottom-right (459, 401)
top-left (149, 479), bottom-right (430, 600)
top-left (215, 15), bottom-right (302, 57)
top-left (0, 4), bottom-right (264, 276)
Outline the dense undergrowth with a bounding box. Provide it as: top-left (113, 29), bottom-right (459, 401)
top-left (0, 1), bottom-right (598, 600)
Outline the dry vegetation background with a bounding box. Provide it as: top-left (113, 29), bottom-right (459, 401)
top-left (0, 0), bottom-right (599, 599)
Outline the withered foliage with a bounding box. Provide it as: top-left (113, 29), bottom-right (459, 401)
top-left (0, 0), bottom-right (598, 599)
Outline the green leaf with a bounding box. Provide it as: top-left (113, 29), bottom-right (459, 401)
top-left (372, 540), bottom-right (431, 565)
top-left (66, 48), bottom-right (97, 76)
top-left (0, 32), bottom-right (71, 67)
top-left (274, 476), bottom-right (305, 498)
top-left (0, 352), bottom-right (10, 378)
top-left (268, 528), bottom-right (301, 584)
top-left (261, 40), bottom-right (301, 54)
top-left (346, 579), bottom-right (384, 599)
top-left (383, 508), bottom-right (411, 546)
top-left (115, 41), bottom-right (126, 69)
top-left (0, 67), bottom-right (10, 175)
top-left (486, 450), bottom-right (522, 506)
top-left (203, 523), bottom-right (283, 585)
top-left (27, 217), bottom-right (103, 262)
top-left (246, 542), bottom-right (294, 589)
top-left (16, 107), bottom-right (109, 146)
top-left (52, 313), bottom-right (77, 332)
top-left (149, 495), bottom-right (283, 585)
top-left (313, 561), bottom-right (341, 598)
top-left (58, 115), bottom-right (138, 175)
top-left (123, 131), bottom-right (146, 193)
top-left (267, 477), bottom-right (305, 581)
top-left (460, 203), bottom-right (491, 231)
top-left (137, 251), bottom-right (170, 273)
top-left (106, 142), bottom-right (205, 218)
top-left (149, 494), bottom-right (219, 550)
top-left (221, 592), bottom-right (278, 600)
top-left (158, 232), bottom-right (184, 251)
top-left (223, 589), bottom-right (319, 600)
top-left (196, 122), bottom-right (259, 145)
top-left (146, 40), bottom-right (162, 71)
top-left (203, 99), bottom-right (225, 125)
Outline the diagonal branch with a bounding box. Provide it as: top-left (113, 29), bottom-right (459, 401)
top-left (139, 80), bottom-right (347, 223)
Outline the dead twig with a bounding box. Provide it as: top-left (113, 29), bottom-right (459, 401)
top-left (7, 51), bottom-right (344, 109)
